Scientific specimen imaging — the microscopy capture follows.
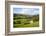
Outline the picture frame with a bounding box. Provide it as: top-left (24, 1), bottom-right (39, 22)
top-left (5, 1), bottom-right (45, 36)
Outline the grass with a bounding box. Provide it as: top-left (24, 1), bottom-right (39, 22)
top-left (13, 21), bottom-right (39, 28)
top-left (13, 14), bottom-right (39, 28)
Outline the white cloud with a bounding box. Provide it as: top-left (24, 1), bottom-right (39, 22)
top-left (14, 8), bottom-right (39, 15)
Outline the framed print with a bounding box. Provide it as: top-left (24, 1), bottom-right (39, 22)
top-left (5, 1), bottom-right (45, 36)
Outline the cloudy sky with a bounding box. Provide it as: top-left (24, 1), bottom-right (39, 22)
top-left (13, 8), bottom-right (39, 15)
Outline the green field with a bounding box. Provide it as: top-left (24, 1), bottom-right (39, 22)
top-left (13, 14), bottom-right (39, 28)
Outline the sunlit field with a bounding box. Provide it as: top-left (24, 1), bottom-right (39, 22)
top-left (13, 14), bottom-right (39, 28)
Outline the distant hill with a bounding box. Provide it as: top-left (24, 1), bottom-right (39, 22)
top-left (13, 13), bottom-right (39, 21)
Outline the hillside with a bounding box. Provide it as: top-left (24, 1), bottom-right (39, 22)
top-left (13, 14), bottom-right (39, 28)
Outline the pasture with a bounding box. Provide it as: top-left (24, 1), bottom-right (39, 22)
top-left (13, 14), bottom-right (39, 28)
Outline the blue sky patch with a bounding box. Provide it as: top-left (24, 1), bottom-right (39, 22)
top-left (13, 8), bottom-right (39, 15)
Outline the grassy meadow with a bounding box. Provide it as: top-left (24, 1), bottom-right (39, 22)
top-left (13, 14), bottom-right (39, 28)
